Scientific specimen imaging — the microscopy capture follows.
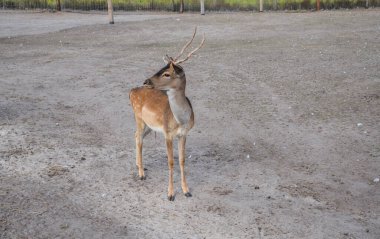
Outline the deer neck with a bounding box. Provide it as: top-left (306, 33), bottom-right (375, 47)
top-left (166, 88), bottom-right (192, 126)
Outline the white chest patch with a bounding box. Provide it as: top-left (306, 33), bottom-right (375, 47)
top-left (167, 90), bottom-right (192, 126)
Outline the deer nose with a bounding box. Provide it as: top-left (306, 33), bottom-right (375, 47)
top-left (143, 79), bottom-right (152, 86)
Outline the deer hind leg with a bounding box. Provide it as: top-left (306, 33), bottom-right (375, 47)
top-left (179, 136), bottom-right (191, 197)
top-left (165, 137), bottom-right (175, 201)
top-left (135, 118), bottom-right (146, 180)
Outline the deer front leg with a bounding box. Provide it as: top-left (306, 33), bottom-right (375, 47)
top-left (165, 137), bottom-right (175, 201)
top-left (135, 120), bottom-right (145, 180)
top-left (179, 136), bottom-right (191, 197)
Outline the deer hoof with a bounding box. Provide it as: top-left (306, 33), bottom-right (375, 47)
top-left (168, 195), bottom-right (175, 201)
top-left (139, 176), bottom-right (146, 180)
top-left (185, 192), bottom-right (192, 197)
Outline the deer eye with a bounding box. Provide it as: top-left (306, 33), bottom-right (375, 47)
top-left (163, 73), bottom-right (170, 77)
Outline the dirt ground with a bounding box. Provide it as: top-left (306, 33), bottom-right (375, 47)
top-left (0, 10), bottom-right (379, 239)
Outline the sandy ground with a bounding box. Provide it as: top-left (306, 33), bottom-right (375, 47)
top-left (0, 10), bottom-right (379, 239)
top-left (0, 11), bottom-right (172, 38)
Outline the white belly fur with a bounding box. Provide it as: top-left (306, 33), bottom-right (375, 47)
top-left (148, 125), bottom-right (164, 133)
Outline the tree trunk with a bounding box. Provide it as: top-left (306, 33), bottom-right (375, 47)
top-left (259, 0), bottom-right (263, 12)
top-left (107, 0), bottom-right (114, 24)
top-left (316, 0), bottom-right (320, 11)
top-left (56, 0), bottom-right (61, 11)
top-left (180, 0), bottom-right (184, 13)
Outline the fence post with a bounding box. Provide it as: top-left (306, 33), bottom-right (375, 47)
top-left (180, 0), bottom-right (184, 13)
top-left (200, 0), bottom-right (205, 15)
top-left (107, 0), bottom-right (114, 24)
top-left (259, 0), bottom-right (263, 12)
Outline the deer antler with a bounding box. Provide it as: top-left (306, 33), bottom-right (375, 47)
top-left (163, 55), bottom-right (173, 64)
top-left (162, 27), bottom-right (205, 65)
top-left (174, 33), bottom-right (205, 65)
top-left (174, 27), bottom-right (198, 62)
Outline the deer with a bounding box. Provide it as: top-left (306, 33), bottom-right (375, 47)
top-left (129, 28), bottom-right (205, 201)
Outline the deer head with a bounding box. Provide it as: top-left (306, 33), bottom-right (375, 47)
top-left (143, 27), bottom-right (205, 91)
top-left (143, 63), bottom-right (186, 91)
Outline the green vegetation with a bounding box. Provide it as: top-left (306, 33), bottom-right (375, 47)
top-left (1, 0), bottom-right (378, 11)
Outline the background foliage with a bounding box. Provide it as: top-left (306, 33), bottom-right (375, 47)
top-left (1, 0), bottom-right (378, 11)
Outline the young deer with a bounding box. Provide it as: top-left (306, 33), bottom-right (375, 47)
top-left (129, 28), bottom-right (205, 201)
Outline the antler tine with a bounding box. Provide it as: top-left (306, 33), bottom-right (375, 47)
top-left (174, 33), bottom-right (205, 65)
top-left (163, 54), bottom-right (174, 64)
top-left (174, 26), bottom-right (198, 61)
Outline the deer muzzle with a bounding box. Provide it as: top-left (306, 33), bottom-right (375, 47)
top-left (143, 78), bottom-right (153, 86)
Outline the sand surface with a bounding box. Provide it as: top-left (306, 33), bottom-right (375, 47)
top-left (1, 10), bottom-right (379, 238)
